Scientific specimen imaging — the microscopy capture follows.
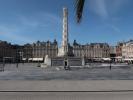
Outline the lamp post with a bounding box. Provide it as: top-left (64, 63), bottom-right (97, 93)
top-left (2, 57), bottom-right (5, 72)
top-left (109, 52), bottom-right (112, 70)
top-left (18, 51), bottom-right (23, 63)
top-left (16, 51), bottom-right (19, 68)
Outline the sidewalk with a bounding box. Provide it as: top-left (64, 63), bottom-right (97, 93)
top-left (0, 80), bottom-right (133, 91)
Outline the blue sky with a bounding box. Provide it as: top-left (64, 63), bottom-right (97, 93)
top-left (0, 0), bottom-right (133, 45)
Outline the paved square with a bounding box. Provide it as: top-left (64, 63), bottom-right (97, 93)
top-left (0, 63), bottom-right (133, 80)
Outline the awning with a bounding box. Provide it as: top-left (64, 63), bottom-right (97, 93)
top-left (22, 58), bottom-right (26, 60)
top-left (102, 58), bottom-right (111, 61)
top-left (3, 57), bottom-right (14, 59)
top-left (32, 58), bottom-right (43, 61)
top-left (115, 56), bottom-right (123, 59)
top-left (93, 58), bottom-right (102, 59)
top-left (28, 58), bottom-right (33, 60)
top-left (124, 59), bottom-right (133, 61)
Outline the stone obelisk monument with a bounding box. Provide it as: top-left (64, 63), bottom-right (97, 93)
top-left (62, 7), bottom-right (68, 55)
top-left (58, 7), bottom-right (69, 57)
top-left (51, 7), bottom-right (83, 67)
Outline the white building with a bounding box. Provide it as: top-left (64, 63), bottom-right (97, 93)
top-left (122, 40), bottom-right (133, 62)
top-left (110, 46), bottom-right (116, 54)
top-left (73, 40), bottom-right (110, 59)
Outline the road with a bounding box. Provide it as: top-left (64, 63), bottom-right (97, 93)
top-left (1, 80), bottom-right (133, 100)
top-left (1, 92), bottom-right (133, 100)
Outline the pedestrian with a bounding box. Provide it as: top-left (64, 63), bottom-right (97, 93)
top-left (109, 60), bottom-right (112, 70)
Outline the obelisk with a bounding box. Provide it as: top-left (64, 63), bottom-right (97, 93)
top-left (58, 7), bottom-right (69, 56)
top-left (62, 7), bottom-right (68, 55)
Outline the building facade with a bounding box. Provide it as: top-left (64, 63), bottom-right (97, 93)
top-left (116, 42), bottom-right (123, 57)
top-left (0, 41), bottom-right (17, 62)
top-left (2, 39), bottom-right (133, 63)
top-left (122, 40), bottom-right (133, 62)
top-left (23, 40), bottom-right (58, 61)
top-left (73, 40), bottom-right (110, 59)
top-left (23, 44), bottom-right (33, 61)
top-left (32, 40), bottom-right (58, 58)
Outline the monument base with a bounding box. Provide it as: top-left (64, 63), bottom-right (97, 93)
top-left (41, 55), bottom-right (51, 68)
top-left (51, 57), bottom-right (84, 66)
top-left (58, 44), bottom-right (74, 57)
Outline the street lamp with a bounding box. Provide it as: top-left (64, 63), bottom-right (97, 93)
top-left (109, 52), bottom-right (112, 70)
top-left (2, 57), bottom-right (5, 72)
top-left (18, 51), bottom-right (23, 63)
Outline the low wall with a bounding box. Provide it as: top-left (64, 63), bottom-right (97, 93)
top-left (51, 57), bottom-right (82, 66)
top-left (51, 58), bottom-right (64, 66)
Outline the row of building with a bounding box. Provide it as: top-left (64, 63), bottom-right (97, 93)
top-left (73, 40), bottom-right (110, 59)
top-left (0, 40), bottom-right (58, 62)
top-left (0, 40), bottom-right (133, 63)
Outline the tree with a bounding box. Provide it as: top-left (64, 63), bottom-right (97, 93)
top-left (75, 0), bottom-right (85, 23)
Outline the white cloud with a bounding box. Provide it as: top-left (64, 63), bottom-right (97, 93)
top-left (88, 0), bottom-right (108, 19)
top-left (0, 12), bottom-right (62, 44)
top-left (18, 12), bottom-right (61, 28)
top-left (106, 24), bottom-right (121, 33)
top-left (113, 0), bottom-right (129, 11)
top-left (0, 32), bottom-right (5, 34)
top-left (42, 13), bottom-right (62, 24)
top-left (0, 25), bottom-right (34, 44)
top-left (111, 25), bottom-right (121, 33)
top-left (20, 16), bottom-right (40, 27)
top-left (87, 0), bottom-right (131, 19)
